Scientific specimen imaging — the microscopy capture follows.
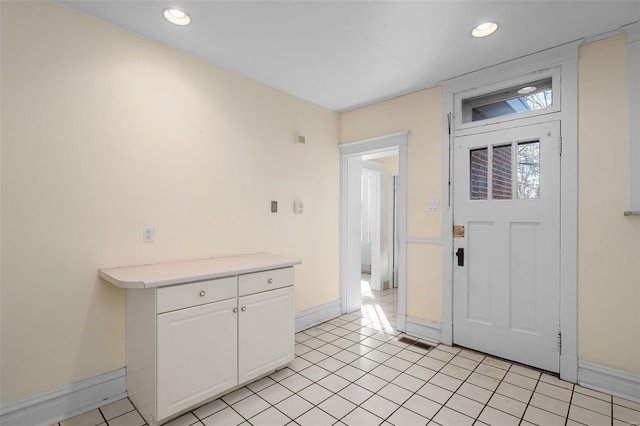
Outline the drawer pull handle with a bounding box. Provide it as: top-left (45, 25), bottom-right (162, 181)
top-left (241, 306), bottom-right (247, 312)
top-left (233, 308), bottom-right (238, 313)
top-left (199, 291), bottom-right (206, 297)
top-left (268, 278), bottom-right (274, 284)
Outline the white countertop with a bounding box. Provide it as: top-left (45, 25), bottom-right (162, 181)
top-left (99, 252), bottom-right (302, 289)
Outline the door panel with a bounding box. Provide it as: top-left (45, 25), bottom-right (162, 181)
top-left (453, 121), bottom-right (560, 372)
top-left (510, 223), bottom-right (539, 333)
top-left (467, 221), bottom-right (493, 323)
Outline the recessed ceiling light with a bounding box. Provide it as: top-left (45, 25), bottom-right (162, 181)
top-left (163, 8), bottom-right (191, 26)
top-left (471, 21), bottom-right (499, 38)
top-left (517, 86), bottom-right (537, 95)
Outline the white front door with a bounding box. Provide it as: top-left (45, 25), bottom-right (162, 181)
top-left (453, 121), bottom-right (561, 372)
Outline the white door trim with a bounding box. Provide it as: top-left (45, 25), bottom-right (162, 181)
top-left (440, 41), bottom-right (581, 382)
top-left (340, 131), bottom-right (408, 331)
top-left (389, 173), bottom-right (399, 289)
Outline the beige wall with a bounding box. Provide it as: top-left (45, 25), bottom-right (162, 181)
top-left (578, 34), bottom-right (640, 374)
top-left (341, 88), bottom-right (444, 322)
top-left (0, 1), bottom-right (339, 403)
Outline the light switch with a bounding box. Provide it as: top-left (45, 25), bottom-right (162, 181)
top-left (271, 201), bottom-right (278, 213)
top-left (427, 199), bottom-right (439, 212)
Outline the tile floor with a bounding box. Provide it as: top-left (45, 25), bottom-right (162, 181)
top-left (55, 277), bottom-right (640, 426)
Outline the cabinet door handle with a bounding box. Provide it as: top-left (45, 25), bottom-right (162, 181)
top-left (233, 307), bottom-right (238, 313)
top-left (241, 306), bottom-right (247, 312)
top-left (268, 278), bottom-right (274, 284)
top-left (199, 291), bottom-right (206, 297)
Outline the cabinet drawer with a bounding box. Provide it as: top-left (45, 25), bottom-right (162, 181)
top-left (239, 267), bottom-right (293, 296)
top-left (157, 276), bottom-right (237, 313)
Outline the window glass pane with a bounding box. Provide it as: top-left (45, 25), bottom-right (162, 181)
top-left (470, 148), bottom-right (488, 200)
top-left (462, 78), bottom-right (553, 123)
top-left (517, 141), bottom-right (540, 199)
top-left (492, 144), bottom-right (512, 200)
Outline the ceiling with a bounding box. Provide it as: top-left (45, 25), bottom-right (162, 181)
top-left (59, 1), bottom-right (640, 112)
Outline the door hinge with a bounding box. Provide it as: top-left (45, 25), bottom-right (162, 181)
top-left (558, 136), bottom-right (563, 156)
top-left (558, 332), bottom-right (562, 352)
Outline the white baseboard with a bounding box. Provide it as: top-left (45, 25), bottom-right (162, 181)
top-left (404, 316), bottom-right (442, 344)
top-left (0, 368), bottom-right (126, 426)
top-left (296, 300), bottom-right (342, 332)
top-left (578, 360), bottom-right (640, 402)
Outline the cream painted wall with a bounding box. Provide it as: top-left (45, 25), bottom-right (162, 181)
top-left (1, 1), bottom-right (339, 403)
top-left (578, 34), bottom-right (640, 374)
top-left (341, 88), bottom-right (443, 322)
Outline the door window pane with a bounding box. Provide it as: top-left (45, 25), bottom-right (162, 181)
top-left (470, 148), bottom-right (488, 200)
top-left (517, 141), bottom-right (540, 199)
top-left (492, 144), bottom-right (512, 200)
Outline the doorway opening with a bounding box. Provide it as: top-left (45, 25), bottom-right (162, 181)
top-left (339, 132), bottom-right (408, 332)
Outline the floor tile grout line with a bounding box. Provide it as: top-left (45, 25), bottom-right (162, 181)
top-left (97, 405), bottom-right (109, 425)
top-left (564, 383), bottom-right (575, 426)
top-left (520, 373), bottom-right (541, 425)
top-left (611, 390), bottom-right (614, 426)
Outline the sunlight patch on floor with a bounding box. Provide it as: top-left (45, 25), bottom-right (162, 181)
top-left (361, 279), bottom-right (374, 298)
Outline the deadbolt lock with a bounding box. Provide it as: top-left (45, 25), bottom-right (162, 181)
top-left (453, 225), bottom-right (465, 238)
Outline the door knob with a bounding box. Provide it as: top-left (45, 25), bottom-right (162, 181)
top-left (456, 248), bottom-right (464, 267)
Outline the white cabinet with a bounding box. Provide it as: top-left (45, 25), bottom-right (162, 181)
top-left (239, 287), bottom-right (294, 384)
top-left (157, 298), bottom-right (238, 420)
top-left (118, 262), bottom-right (297, 426)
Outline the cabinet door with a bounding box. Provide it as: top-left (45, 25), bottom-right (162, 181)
top-left (157, 298), bottom-right (238, 421)
top-left (238, 287), bottom-right (294, 384)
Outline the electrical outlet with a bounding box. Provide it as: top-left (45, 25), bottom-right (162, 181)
top-left (143, 226), bottom-right (154, 243)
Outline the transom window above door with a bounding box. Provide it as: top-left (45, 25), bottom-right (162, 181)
top-left (470, 140), bottom-right (541, 201)
top-left (462, 77), bottom-right (553, 124)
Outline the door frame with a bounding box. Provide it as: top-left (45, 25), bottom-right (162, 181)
top-left (440, 41), bottom-right (581, 382)
top-left (389, 173), bottom-right (399, 289)
top-left (339, 132), bottom-right (408, 331)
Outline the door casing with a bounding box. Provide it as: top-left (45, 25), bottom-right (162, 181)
top-left (339, 132), bottom-right (408, 331)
